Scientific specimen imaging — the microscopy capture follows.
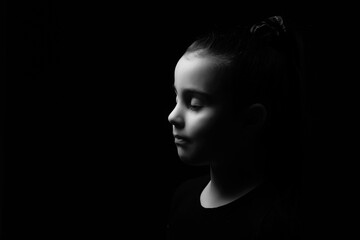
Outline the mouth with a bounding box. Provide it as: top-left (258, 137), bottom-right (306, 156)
top-left (173, 135), bottom-right (190, 145)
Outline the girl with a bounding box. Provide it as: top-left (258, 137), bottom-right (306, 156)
top-left (167, 16), bottom-right (305, 240)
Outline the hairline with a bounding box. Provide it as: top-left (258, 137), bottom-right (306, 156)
top-left (183, 49), bottom-right (234, 69)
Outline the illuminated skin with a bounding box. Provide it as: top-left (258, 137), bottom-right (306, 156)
top-left (168, 53), bottom-right (236, 166)
top-left (168, 52), bottom-right (267, 208)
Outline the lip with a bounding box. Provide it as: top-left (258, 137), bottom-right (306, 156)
top-left (173, 135), bottom-right (190, 145)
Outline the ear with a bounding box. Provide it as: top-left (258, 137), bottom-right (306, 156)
top-left (243, 103), bottom-right (267, 132)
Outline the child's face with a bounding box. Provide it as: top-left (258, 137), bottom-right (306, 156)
top-left (168, 54), bottom-right (236, 165)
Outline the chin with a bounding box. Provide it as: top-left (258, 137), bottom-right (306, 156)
top-left (177, 148), bottom-right (209, 166)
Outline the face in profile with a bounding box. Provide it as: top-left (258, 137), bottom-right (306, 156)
top-left (168, 53), bottom-right (236, 166)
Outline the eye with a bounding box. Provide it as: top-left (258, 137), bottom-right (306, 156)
top-left (189, 98), bottom-right (203, 110)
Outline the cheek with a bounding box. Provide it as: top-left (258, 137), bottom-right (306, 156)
top-left (186, 109), bottom-right (224, 141)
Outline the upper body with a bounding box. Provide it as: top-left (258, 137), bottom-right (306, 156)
top-left (166, 175), bottom-right (302, 240)
top-left (167, 16), bottom-right (305, 240)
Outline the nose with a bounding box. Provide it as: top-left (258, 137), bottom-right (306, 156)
top-left (168, 103), bottom-right (184, 129)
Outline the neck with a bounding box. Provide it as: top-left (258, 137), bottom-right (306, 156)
top-left (210, 162), bottom-right (262, 197)
top-left (204, 145), bottom-right (264, 206)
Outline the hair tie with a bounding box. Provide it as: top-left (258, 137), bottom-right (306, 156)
top-left (250, 16), bottom-right (286, 38)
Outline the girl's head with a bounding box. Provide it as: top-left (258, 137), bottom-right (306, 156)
top-left (168, 52), bottom-right (244, 166)
top-left (168, 16), bottom-right (305, 176)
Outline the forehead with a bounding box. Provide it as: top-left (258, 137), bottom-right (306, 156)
top-left (174, 54), bottom-right (223, 95)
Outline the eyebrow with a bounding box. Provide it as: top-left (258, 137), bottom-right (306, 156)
top-left (173, 85), bottom-right (212, 99)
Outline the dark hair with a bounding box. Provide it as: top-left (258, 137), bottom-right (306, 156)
top-left (185, 16), bottom-right (307, 191)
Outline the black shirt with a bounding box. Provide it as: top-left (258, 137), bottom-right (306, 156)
top-left (166, 175), bottom-right (301, 240)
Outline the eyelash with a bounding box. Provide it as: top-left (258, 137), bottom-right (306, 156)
top-left (188, 98), bottom-right (203, 111)
top-left (174, 95), bottom-right (203, 111)
top-left (188, 105), bottom-right (202, 111)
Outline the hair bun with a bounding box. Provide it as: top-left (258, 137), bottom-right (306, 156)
top-left (250, 16), bottom-right (287, 39)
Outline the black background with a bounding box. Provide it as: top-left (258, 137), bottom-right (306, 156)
top-left (3, 2), bottom-right (355, 239)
